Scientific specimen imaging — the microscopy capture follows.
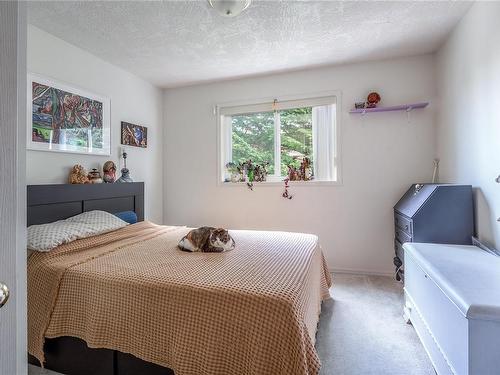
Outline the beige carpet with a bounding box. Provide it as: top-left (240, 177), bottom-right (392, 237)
top-left (316, 273), bottom-right (435, 375)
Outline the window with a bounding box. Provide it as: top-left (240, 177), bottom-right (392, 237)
top-left (218, 94), bottom-right (340, 183)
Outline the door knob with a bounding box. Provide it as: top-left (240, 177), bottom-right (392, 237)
top-left (0, 282), bottom-right (9, 308)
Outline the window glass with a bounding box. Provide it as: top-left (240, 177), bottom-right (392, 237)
top-left (231, 111), bottom-right (275, 174)
top-left (280, 107), bottom-right (313, 177)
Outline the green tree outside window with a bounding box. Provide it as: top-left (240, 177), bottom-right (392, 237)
top-left (231, 107), bottom-right (313, 177)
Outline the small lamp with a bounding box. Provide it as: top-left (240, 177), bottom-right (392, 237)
top-left (116, 149), bottom-right (133, 183)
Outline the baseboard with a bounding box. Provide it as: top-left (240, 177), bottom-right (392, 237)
top-left (329, 267), bottom-right (394, 277)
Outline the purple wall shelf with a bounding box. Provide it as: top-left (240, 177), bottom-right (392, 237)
top-left (349, 102), bottom-right (429, 114)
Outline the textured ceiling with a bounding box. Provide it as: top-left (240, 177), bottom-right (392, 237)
top-left (28, 1), bottom-right (471, 88)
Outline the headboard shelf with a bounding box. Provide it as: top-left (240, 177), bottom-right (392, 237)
top-left (27, 183), bottom-right (144, 226)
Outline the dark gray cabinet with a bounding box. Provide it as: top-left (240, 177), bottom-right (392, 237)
top-left (393, 184), bottom-right (474, 281)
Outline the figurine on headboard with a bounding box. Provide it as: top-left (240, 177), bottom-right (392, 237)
top-left (68, 164), bottom-right (89, 184)
top-left (87, 168), bottom-right (103, 184)
top-left (116, 150), bottom-right (133, 183)
top-left (102, 160), bottom-right (117, 183)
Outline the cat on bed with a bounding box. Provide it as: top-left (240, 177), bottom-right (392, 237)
top-left (178, 227), bottom-right (235, 253)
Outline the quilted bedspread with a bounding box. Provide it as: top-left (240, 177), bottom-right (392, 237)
top-left (28, 221), bottom-right (331, 375)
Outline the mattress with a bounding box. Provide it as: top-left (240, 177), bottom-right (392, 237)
top-left (28, 221), bottom-right (331, 375)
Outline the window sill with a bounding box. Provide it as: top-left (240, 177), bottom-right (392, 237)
top-left (219, 180), bottom-right (342, 187)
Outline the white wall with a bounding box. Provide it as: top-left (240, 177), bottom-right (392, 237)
top-left (436, 3), bottom-right (500, 249)
top-left (27, 25), bottom-right (164, 223)
top-left (164, 55), bottom-right (436, 275)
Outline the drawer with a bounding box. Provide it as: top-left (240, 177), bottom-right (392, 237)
top-left (395, 228), bottom-right (412, 244)
top-left (394, 240), bottom-right (404, 263)
top-left (405, 254), bottom-right (468, 375)
top-left (394, 213), bottom-right (412, 235)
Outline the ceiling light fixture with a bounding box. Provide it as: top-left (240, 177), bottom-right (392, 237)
top-left (208, 0), bottom-right (251, 17)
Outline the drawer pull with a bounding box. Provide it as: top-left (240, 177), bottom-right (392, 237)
top-left (394, 213), bottom-right (412, 235)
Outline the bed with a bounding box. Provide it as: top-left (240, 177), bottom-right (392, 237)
top-left (27, 183), bottom-right (332, 375)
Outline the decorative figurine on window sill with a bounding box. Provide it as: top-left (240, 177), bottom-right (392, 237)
top-left (287, 157), bottom-right (313, 181)
top-left (300, 157), bottom-right (313, 181)
top-left (225, 162), bottom-right (241, 183)
top-left (103, 160), bottom-right (117, 183)
top-left (116, 150), bottom-right (133, 183)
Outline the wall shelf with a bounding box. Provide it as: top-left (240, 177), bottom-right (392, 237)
top-left (349, 102), bottom-right (429, 114)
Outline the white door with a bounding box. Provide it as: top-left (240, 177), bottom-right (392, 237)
top-left (0, 1), bottom-right (27, 375)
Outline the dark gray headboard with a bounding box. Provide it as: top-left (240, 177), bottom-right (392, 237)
top-left (27, 182), bottom-right (144, 226)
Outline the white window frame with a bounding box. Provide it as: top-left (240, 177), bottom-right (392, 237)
top-left (216, 91), bottom-right (342, 186)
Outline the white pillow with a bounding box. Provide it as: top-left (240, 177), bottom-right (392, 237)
top-left (28, 210), bottom-right (129, 252)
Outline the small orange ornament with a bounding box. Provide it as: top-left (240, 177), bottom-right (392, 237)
top-left (366, 92), bottom-right (381, 108)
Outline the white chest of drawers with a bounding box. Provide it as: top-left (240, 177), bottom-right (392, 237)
top-left (404, 243), bottom-right (500, 375)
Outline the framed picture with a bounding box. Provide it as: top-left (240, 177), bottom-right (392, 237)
top-left (28, 74), bottom-right (111, 155)
top-left (121, 121), bottom-right (147, 148)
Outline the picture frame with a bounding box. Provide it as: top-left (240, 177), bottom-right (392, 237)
top-left (121, 121), bottom-right (147, 148)
top-left (27, 73), bottom-right (111, 156)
